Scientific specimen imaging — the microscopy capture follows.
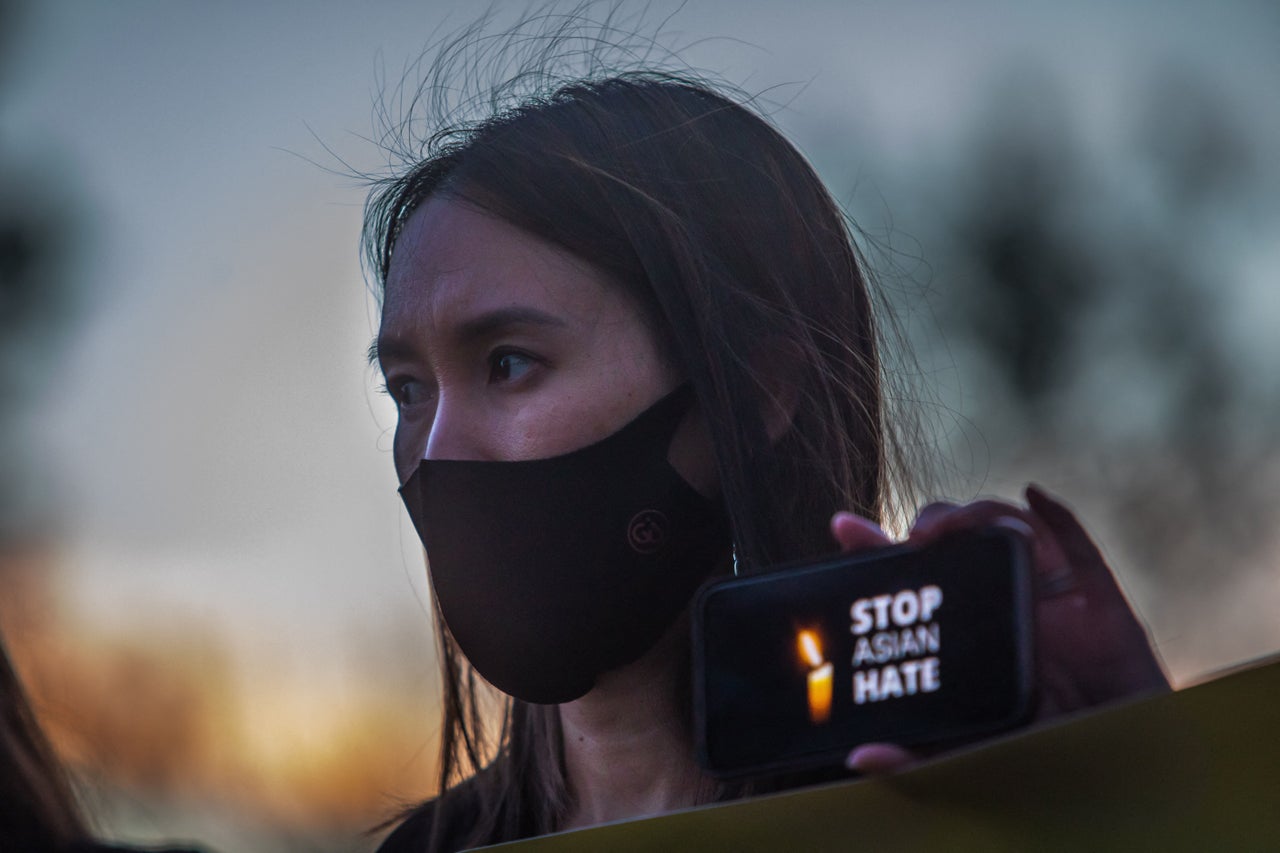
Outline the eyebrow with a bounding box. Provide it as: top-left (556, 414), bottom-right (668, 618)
top-left (368, 306), bottom-right (569, 367)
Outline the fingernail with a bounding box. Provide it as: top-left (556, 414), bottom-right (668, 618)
top-left (834, 512), bottom-right (888, 538)
top-left (845, 743), bottom-right (912, 774)
top-left (992, 516), bottom-right (1035, 539)
top-left (845, 745), bottom-right (873, 771)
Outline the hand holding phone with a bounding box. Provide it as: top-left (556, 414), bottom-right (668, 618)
top-left (759, 486), bottom-right (1170, 779)
top-left (909, 487), bottom-right (1169, 718)
top-left (692, 526), bottom-right (1035, 777)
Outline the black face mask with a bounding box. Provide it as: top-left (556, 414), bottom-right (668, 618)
top-left (399, 386), bottom-right (730, 704)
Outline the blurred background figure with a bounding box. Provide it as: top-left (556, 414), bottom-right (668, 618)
top-left (1, 632), bottom-right (87, 851)
top-left (2, 631), bottom-right (209, 852)
top-left (1, 1), bottom-right (1277, 850)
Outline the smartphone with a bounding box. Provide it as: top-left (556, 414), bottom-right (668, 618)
top-left (691, 526), bottom-right (1035, 778)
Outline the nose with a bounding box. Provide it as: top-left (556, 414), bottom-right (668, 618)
top-left (395, 394), bottom-right (479, 485)
top-left (421, 396), bottom-right (477, 463)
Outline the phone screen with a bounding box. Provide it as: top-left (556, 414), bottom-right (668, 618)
top-left (692, 528), bottom-right (1033, 776)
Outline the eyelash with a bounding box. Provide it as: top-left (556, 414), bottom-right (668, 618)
top-left (378, 348), bottom-right (541, 407)
top-left (379, 376), bottom-right (432, 409)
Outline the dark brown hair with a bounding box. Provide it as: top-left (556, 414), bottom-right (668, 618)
top-left (364, 70), bottom-right (908, 850)
top-left (1, 633), bottom-right (88, 849)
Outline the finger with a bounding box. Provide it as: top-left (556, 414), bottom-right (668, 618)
top-left (1018, 481), bottom-right (1100, 594)
top-left (908, 499), bottom-right (1033, 546)
top-left (909, 501), bottom-right (959, 538)
top-left (910, 498), bottom-right (1076, 599)
top-left (1025, 485), bottom-right (1099, 559)
top-left (845, 743), bottom-right (916, 774)
top-left (1024, 484), bottom-right (1116, 595)
top-left (990, 515), bottom-right (1036, 540)
top-left (830, 511), bottom-right (893, 553)
top-left (1025, 483), bottom-right (1170, 693)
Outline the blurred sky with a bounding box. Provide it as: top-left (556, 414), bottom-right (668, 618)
top-left (2, 0), bottom-right (1278, 839)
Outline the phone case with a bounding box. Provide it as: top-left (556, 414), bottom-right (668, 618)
top-left (691, 527), bottom-right (1034, 777)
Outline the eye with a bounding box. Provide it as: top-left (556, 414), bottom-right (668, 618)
top-left (488, 349), bottom-right (535, 384)
top-left (382, 377), bottom-right (433, 409)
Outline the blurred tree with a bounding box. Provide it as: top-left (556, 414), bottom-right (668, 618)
top-left (0, 0), bottom-right (88, 546)
top-left (918, 65), bottom-right (1279, 597)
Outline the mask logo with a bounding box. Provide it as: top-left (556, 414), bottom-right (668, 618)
top-left (797, 629), bottom-right (833, 724)
top-left (627, 509), bottom-right (670, 554)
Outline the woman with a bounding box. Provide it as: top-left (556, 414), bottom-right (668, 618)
top-left (366, 71), bottom-right (1166, 852)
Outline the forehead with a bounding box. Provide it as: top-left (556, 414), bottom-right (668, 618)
top-left (381, 196), bottom-right (623, 339)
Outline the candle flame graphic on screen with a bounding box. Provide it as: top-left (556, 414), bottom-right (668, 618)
top-left (798, 630), bottom-right (823, 667)
top-left (797, 630), bottom-right (833, 724)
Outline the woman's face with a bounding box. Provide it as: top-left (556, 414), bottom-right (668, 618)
top-left (377, 196), bottom-right (714, 490)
